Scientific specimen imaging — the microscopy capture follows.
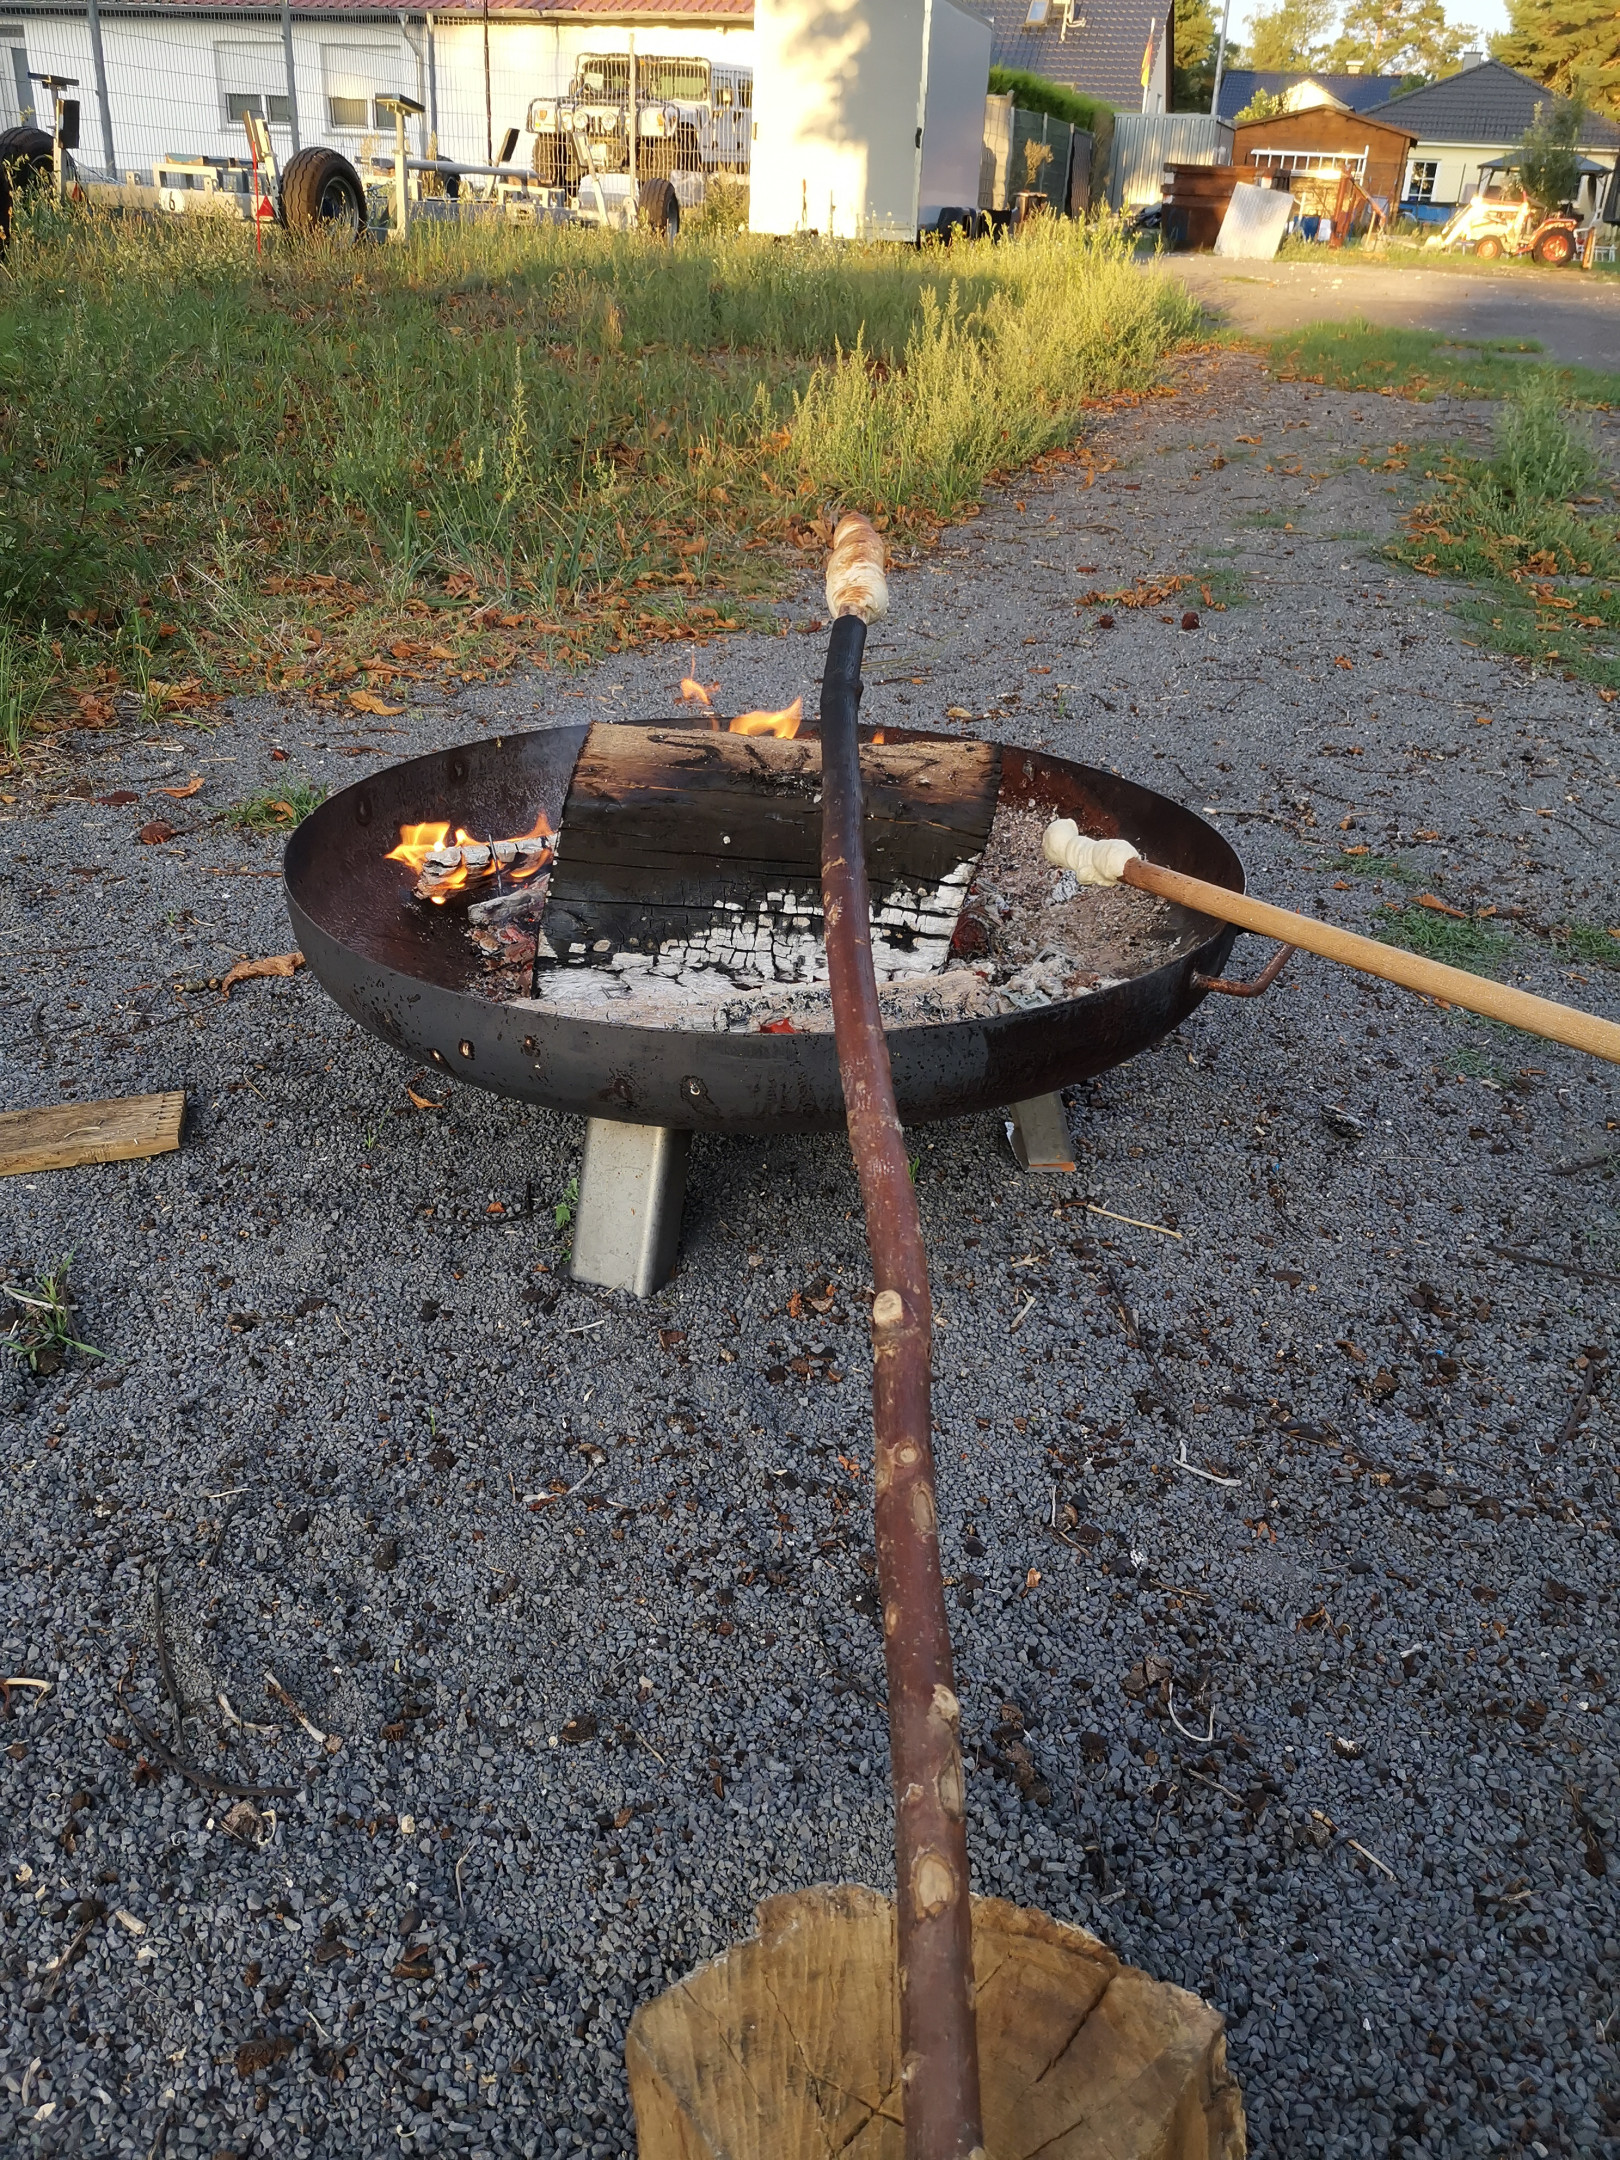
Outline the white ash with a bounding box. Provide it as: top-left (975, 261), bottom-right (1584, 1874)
top-left (513, 963), bottom-right (1017, 1034)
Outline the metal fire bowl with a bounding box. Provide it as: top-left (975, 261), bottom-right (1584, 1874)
top-left (284, 721), bottom-right (1244, 1136)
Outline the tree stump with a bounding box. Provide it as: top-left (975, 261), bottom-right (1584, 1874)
top-left (627, 1884), bottom-right (1246, 2158)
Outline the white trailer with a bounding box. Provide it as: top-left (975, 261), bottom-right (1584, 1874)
top-left (748, 0), bottom-right (991, 242)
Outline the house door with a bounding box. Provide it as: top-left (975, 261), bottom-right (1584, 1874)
top-left (0, 25), bottom-right (32, 128)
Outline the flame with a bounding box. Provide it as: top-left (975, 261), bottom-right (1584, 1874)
top-left (871, 730), bottom-right (886, 744)
top-left (386, 811), bottom-right (555, 905)
top-left (386, 821), bottom-right (452, 875)
top-left (678, 675), bottom-right (717, 708)
top-left (728, 697), bottom-right (803, 740)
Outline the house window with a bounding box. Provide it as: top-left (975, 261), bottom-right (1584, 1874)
top-left (1406, 159), bottom-right (1438, 202)
top-left (0, 25), bottom-right (30, 128)
top-left (1023, 0), bottom-right (1051, 25)
top-left (321, 44), bottom-right (406, 133)
top-left (215, 43), bottom-right (293, 131)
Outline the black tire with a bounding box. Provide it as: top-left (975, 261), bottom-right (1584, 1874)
top-left (1473, 235), bottom-right (1502, 260)
top-left (637, 175), bottom-right (679, 240)
top-left (1531, 227), bottom-right (1575, 266)
top-left (0, 124), bottom-right (52, 250)
top-left (279, 146), bottom-right (367, 242)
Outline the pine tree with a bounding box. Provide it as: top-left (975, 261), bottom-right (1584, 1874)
top-left (1329, 0), bottom-right (1474, 78)
top-left (1173, 0), bottom-right (1225, 109)
top-left (1244, 0), bottom-right (1335, 70)
top-left (1497, 0), bottom-right (1620, 113)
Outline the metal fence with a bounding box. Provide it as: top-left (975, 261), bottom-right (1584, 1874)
top-left (0, 3), bottom-right (752, 196)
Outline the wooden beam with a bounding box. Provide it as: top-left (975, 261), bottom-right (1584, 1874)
top-left (0, 1091), bottom-right (185, 1179)
top-left (541, 725), bottom-right (1000, 986)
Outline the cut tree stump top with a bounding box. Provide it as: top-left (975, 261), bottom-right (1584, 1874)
top-left (0, 1091), bottom-right (185, 1179)
top-left (627, 1883), bottom-right (1246, 2159)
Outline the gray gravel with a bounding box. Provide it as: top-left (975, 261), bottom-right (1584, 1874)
top-left (2, 348), bottom-right (1617, 2159)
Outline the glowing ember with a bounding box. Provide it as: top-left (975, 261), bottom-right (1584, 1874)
top-left (386, 812), bottom-right (554, 905)
top-left (728, 697), bottom-right (803, 741)
top-left (678, 676), bottom-right (718, 708)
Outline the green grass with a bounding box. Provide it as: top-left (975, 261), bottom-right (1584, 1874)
top-left (0, 208), bottom-right (1197, 764)
top-left (1372, 904), bottom-right (1513, 973)
top-left (2, 1254), bottom-right (100, 1376)
top-left (1333, 849), bottom-right (1421, 883)
top-left (1386, 374), bottom-right (1620, 691)
top-left (1268, 318), bottom-right (1620, 407)
top-left (225, 781), bottom-right (328, 832)
top-left (1555, 921), bottom-right (1620, 970)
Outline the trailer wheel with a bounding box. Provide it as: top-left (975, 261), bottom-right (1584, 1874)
top-left (1531, 226), bottom-right (1575, 266)
top-left (280, 147), bottom-right (367, 242)
top-left (638, 175), bottom-right (680, 241)
top-left (1473, 235), bottom-right (1503, 260)
top-left (0, 124), bottom-right (53, 249)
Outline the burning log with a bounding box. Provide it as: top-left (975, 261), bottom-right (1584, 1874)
top-left (385, 818), bottom-right (554, 905)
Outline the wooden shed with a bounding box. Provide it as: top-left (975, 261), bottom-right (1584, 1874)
top-left (1231, 102), bottom-right (1417, 212)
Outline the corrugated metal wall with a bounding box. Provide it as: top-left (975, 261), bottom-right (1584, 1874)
top-left (1108, 112), bottom-right (1231, 208)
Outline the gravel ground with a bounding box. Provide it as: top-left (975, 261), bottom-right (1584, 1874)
top-left (2, 347), bottom-right (1617, 2160)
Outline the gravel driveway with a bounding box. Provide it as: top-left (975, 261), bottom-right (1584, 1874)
top-left (1170, 252), bottom-right (1620, 372)
top-left (1, 348), bottom-right (1616, 2160)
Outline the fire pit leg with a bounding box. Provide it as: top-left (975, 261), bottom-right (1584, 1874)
top-left (569, 1119), bottom-right (691, 1298)
top-left (1007, 1093), bottom-right (1076, 1174)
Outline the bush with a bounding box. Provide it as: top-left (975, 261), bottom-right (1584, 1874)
top-left (988, 66), bottom-right (1113, 135)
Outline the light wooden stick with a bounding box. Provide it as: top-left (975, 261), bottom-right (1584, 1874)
top-left (1129, 857), bottom-right (1620, 1067)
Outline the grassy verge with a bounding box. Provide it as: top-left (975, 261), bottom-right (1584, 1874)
top-left (0, 208), bottom-right (1197, 764)
top-left (1268, 318), bottom-right (1620, 406)
top-left (1384, 374), bottom-right (1620, 692)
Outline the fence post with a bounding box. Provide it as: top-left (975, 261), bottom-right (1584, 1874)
top-left (280, 0), bottom-right (300, 153)
top-left (84, 0), bottom-right (114, 177)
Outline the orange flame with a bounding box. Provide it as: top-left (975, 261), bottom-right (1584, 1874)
top-left (386, 821), bottom-right (452, 875)
top-left (386, 811), bottom-right (554, 905)
top-left (728, 697), bottom-right (803, 741)
top-left (678, 676), bottom-right (717, 708)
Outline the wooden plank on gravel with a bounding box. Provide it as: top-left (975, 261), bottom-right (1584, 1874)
top-left (0, 1091), bottom-right (185, 1178)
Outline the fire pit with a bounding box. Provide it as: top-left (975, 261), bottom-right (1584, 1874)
top-left (284, 716), bottom-right (1243, 1289)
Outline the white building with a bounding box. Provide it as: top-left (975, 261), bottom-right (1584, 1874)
top-left (1, 0), bottom-right (752, 181)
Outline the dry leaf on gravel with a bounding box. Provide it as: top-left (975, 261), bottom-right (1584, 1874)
top-left (348, 690), bottom-right (406, 716)
top-left (158, 776), bottom-right (205, 800)
top-left (407, 1088), bottom-right (447, 1112)
top-left (220, 952), bottom-right (304, 998)
top-left (137, 820), bottom-right (177, 845)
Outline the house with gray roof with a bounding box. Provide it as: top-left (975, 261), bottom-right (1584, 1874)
top-left (1213, 69), bottom-right (1403, 123)
top-left (1365, 56), bottom-right (1620, 217)
top-left (960, 0), bottom-right (1170, 114)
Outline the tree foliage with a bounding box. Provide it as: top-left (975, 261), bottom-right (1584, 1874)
top-left (1496, 0), bottom-right (1620, 114)
top-left (1327, 0), bottom-right (1474, 78)
top-left (1233, 86), bottom-right (1292, 119)
top-left (1172, 0), bottom-right (1228, 110)
top-left (1518, 91), bottom-right (1587, 207)
top-left (1243, 0), bottom-right (1335, 70)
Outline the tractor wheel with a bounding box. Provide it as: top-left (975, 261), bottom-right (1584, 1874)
top-left (1473, 235), bottom-right (1503, 260)
top-left (279, 147), bottom-right (367, 242)
top-left (637, 175), bottom-right (680, 242)
top-left (1531, 226), bottom-right (1575, 266)
top-left (0, 124), bottom-right (53, 249)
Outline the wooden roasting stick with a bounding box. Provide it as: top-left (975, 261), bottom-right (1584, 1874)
top-left (1044, 823), bottom-right (1620, 1067)
top-left (819, 517), bottom-right (985, 2160)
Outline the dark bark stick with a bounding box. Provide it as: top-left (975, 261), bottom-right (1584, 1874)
top-left (818, 613), bottom-right (983, 2159)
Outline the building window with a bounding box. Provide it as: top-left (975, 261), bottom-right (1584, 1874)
top-left (1406, 159), bottom-right (1438, 201)
top-left (216, 42), bottom-right (294, 132)
top-left (321, 44), bottom-right (406, 133)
